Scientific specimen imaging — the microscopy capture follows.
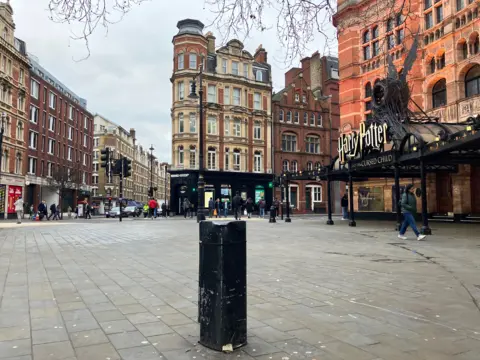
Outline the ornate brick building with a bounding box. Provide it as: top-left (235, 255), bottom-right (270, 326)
top-left (334, 0), bottom-right (480, 218)
top-left (272, 53), bottom-right (340, 213)
top-left (169, 19), bottom-right (273, 214)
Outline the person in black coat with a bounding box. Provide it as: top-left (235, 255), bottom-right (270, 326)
top-left (232, 191), bottom-right (244, 220)
top-left (341, 194), bottom-right (348, 220)
top-left (38, 201), bottom-right (47, 220)
top-left (245, 198), bottom-right (254, 218)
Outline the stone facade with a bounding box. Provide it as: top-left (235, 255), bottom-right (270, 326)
top-left (272, 53), bottom-right (340, 213)
top-left (334, 0), bottom-right (480, 216)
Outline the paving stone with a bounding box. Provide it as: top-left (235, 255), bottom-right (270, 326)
top-left (262, 317), bottom-right (306, 332)
top-left (75, 343), bottom-right (120, 360)
top-left (64, 317), bottom-right (99, 333)
top-left (70, 329), bottom-right (109, 348)
top-left (136, 321), bottom-right (174, 337)
top-left (118, 345), bottom-right (162, 360)
top-left (250, 326), bottom-right (296, 343)
top-left (100, 319), bottom-right (136, 334)
top-left (108, 330), bottom-right (148, 349)
top-left (32, 340), bottom-right (75, 360)
top-left (159, 312), bottom-right (195, 326)
top-left (58, 301), bottom-right (86, 311)
top-left (0, 326), bottom-right (30, 341)
top-left (32, 328), bottom-right (69, 344)
top-left (125, 311), bottom-right (159, 324)
top-left (117, 303), bottom-right (148, 314)
top-left (92, 310), bottom-right (125, 322)
top-left (0, 338), bottom-right (31, 358)
top-left (148, 332), bottom-right (193, 352)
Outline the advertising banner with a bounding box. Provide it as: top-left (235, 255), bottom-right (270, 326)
top-left (0, 184), bottom-right (5, 213)
top-left (7, 186), bottom-right (22, 213)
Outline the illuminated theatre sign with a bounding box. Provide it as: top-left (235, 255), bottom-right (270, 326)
top-left (338, 122), bottom-right (389, 163)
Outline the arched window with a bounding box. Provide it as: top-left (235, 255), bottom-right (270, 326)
top-left (189, 145), bottom-right (196, 168)
top-left (279, 109), bottom-right (284, 122)
top-left (365, 82), bottom-right (372, 98)
top-left (465, 65), bottom-right (480, 98)
top-left (287, 111), bottom-right (292, 123)
top-left (291, 160), bottom-right (298, 172)
top-left (471, 34), bottom-right (479, 54)
top-left (16, 122), bottom-right (23, 140)
top-left (429, 57), bottom-right (436, 74)
top-left (303, 112), bottom-right (308, 125)
top-left (178, 145), bottom-right (184, 165)
top-left (1, 149), bottom-right (8, 172)
top-left (315, 161), bottom-right (322, 170)
top-left (282, 133), bottom-right (297, 152)
top-left (438, 53), bottom-right (445, 69)
top-left (294, 111), bottom-right (299, 123)
top-left (254, 151), bottom-right (262, 172)
top-left (372, 26), bottom-right (379, 39)
top-left (282, 160), bottom-right (289, 172)
top-left (458, 40), bottom-right (468, 60)
top-left (310, 113), bottom-right (315, 126)
top-left (15, 153), bottom-right (21, 174)
top-left (432, 79), bottom-right (447, 108)
top-left (317, 113), bottom-right (323, 127)
top-left (307, 161), bottom-right (313, 171)
top-left (306, 135), bottom-right (320, 154)
top-left (363, 30), bottom-right (370, 43)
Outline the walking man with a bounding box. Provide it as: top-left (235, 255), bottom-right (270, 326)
top-left (258, 197), bottom-right (266, 218)
top-left (398, 184), bottom-right (427, 241)
top-left (48, 203), bottom-right (56, 220)
top-left (14, 195), bottom-right (24, 224)
top-left (208, 197), bottom-right (214, 218)
top-left (183, 198), bottom-right (190, 219)
top-left (232, 191), bottom-right (243, 220)
top-left (341, 194), bottom-right (348, 220)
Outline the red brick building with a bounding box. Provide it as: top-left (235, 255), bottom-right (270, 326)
top-left (25, 56), bottom-right (93, 210)
top-left (272, 53), bottom-right (340, 213)
top-left (334, 0), bottom-right (480, 218)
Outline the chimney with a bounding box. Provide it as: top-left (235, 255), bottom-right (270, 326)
top-left (309, 52), bottom-right (323, 97)
top-left (254, 44), bottom-right (267, 63)
top-left (129, 128), bottom-right (136, 146)
top-left (206, 31), bottom-right (216, 53)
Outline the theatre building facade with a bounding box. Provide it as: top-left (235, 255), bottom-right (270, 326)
top-left (169, 19), bottom-right (273, 214)
top-left (334, 0), bottom-right (480, 220)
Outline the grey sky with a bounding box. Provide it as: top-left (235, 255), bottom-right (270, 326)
top-left (13, 0), bottom-right (334, 162)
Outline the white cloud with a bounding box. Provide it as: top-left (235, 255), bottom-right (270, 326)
top-left (12, 0), bottom-right (335, 162)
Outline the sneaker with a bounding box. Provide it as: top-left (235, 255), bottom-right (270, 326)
top-left (398, 235), bottom-right (407, 240)
top-left (417, 235), bottom-right (427, 241)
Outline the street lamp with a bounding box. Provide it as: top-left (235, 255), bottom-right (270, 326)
top-left (149, 145), bottom-right (154, 198)
top-left (188, 62), bottom-right (206, 222)
top-left (0, 112), bottom-right (7, 174)
top-left (164, 163), bottom-right (167, 213)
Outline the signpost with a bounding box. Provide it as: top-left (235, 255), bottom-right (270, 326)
top-left (338, 122), bottom-right (389, 163)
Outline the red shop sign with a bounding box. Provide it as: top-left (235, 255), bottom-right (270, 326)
top-left (7, 186), bottom-right (22, 213)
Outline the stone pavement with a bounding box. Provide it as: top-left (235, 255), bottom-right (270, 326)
top-left (0, 217), bottom-right (480, 360)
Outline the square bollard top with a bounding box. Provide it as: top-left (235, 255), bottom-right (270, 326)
top-left (199, 220), bottom-right (246, 245)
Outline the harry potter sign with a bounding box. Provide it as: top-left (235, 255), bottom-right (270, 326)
top-left (338, 122), bottom-right (389, 163)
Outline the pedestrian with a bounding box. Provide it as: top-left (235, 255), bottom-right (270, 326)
top-left (183, 198), bottom-right (190, 219)
top-left (14, 195), bottom-right (24, 224)
top-left (232, 191), bottom-right (243, 220)
top-left (47, 202), bottom-right (56, 220)
top-left (148, 198), bottom-right (157, 219)
top-left (215, 198), bottom-right (221, 218)
top-left (398, 184), bottom-right (427, 241)
top-left (52, 204), bottom-right (61, 220)
top-left (341, 194), bottom-right (349, 220)
top-left (67, 205), bottom-right (72, 219)
top-left (85, 202), bottom-right (92, 219)
top-left (223, 199), bottom-right (229, 218)
top-left (258, 197), bottom-right (266, 218)
top-left (38, 200), bottom-right (47, 220)
top-left (161, 202), bottom-right (167, 218)
top-left (274, 198), bottom-right (280, 218)
top-left (143, 204), bottom-right (149, 218)
top-left (245, 197), bottom-right (254, 218)
top-left (208, 197), bottom-right (214, 218)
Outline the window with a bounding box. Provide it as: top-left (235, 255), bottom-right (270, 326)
top-left (254, 152), bottom-right (261, 172)
top-left (13, 153), bottom-right (21, 174)
top-left (225, 149), bottom-right (229, 170)
top-left (207, 116), bottom-right (217, 134)
top-left (232, 61), bottom-right (239, 75)
top-left (224, 116), bottom-right (230, 135)
top-left (49, 92), bottom-right (56, 110)
top-left (29, 131), bottom-right (38, 149)
top-left (436, 5), bottom-right (443, 23)
top-left (432, 78), bottom-right (447, 108)
top-left (462, 42), bottom-right (468, 60)
top-left (307, 162), bottom-right (313, 171)
top-left (254, 92), bottom-right (261, 110)
top-left (178, 82), bottom-right (185, 100)
top-left (207, 148), bottom-right (216, 170)
top-left (295, 93), bottom-right (300, 102)
top-left (18, 95), bottom-right (25, 111)
top-left (302, 94), bottom-right (307, 103)
top-left (233, 88), bottom-right (241, 105)
top-left (48, 116), bottom-right (55, 132)
top-left (31, 80), bottom-right (39, 99)
top-left (279, 110), bottom-right (284, 122)
top-left (396, 29), bottom-right (404, 45)
top-left (28, 157), bottom-right (36, 174)
top-left (283, 160), bottom-right (289, 172)
top-left (429, 58), bottom-right (436, 74)
top-left (373, 41), bottom-right (380, 56)
top-left (317, 114), bottom-right (323, 127)
top-left (19, 69), bottom-right (24, 84)
top-left (68, 126), bottom-right (73, 140)
top-left (189, 113), bottom-right (196, 133)
top-left (83, 134), bottom-right (88, 147)
top-left (291, 160), bottom-right (298, 172)
top-left (178, 113), bottom-right (184, 133)
top-left (93, 163), bottom-right (98, 172)
top-left (178, 146), bottom-right (184, 165)
top-left (224, 87), bottom-right (230, 104)
top-left (42, 136), bottom-right (45, 152)
top-left (83, 153), bottom-right (87, 165)
top-left (310, 113), bottom-right (315, 126)
top-left (16, 122), bottom-right (23, 141)
top-left (287, 111), bottom-right (292, 123)
top-left (363, 30), bottom-right (370, 43)
top-left (438, 53), bottom-right (445, 69)
top-left (189, 53), bottom-right (197, 69)
top-left (208, 85), bottom-right (216, 102)
top-left (425, 12), bottom-right (433, 29)
top-left (46, 162), bottom-right (53, 177)
top-left (254, 121), bottom-right (261, 139)
top-left (372, 26), bottom-right (379, 39)
top-left (233, 118), bottom-right (241, 136)
top-left (244, 64), bottom-right (249, 78)
top-left (84, 116), bottom-right (88, 130)
top-left (313, 186), bottom-right (322, 202)
top-left (69, 105), bottom-right (73, 120)
top-left (294, 112), bottom-right (299, 123)
top-left (222, 59), bottom-right (227, 73)
top-left (387, 18), bottom-right (394, 31)
top-left (388, 34), bottom-right (395, 49)
top-left (178, 53), bottom-right (184, 69)
top-left (48, 139), bottom-right (55, 154)
top-left (255, 70), bottom-right (263, 81)
top-left (1, 150), bottom-right (6, 172)
top-left (465, 65), bottom-right (480, 98)
top-left (30, 105), bottom-right (38, 123)
top-left (189, 147), bottom-right (196, 168)
top-left (306, 136), bottom-right (320, 153)
top-left (282, 133), bottom-right (297, 152)
top-left (233, 150), bottom-right (240, 170)
top-left (68, 147), bottom-right (73, 161)
top-left (457, 0), bottom-right (463, 10)
top-left (425, 0), bottom-right (432, 9)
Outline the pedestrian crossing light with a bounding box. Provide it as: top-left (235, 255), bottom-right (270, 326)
top-left (192, 187), bottom-right (196, 192)
top-left (268, 182), bottom-right (273, 188)
top-left (123, 157), bottom-right (132, 178)
top-left (100, 148), bottom-right (110, 168)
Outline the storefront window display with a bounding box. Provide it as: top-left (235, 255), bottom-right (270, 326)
top-left (358, 187), bottom-right (384, 212)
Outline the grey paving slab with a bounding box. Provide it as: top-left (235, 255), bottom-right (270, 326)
top-left (70, 329), bottom-right (109, 348)
top-left (32, 340), bottom-right (75, 360)
top-left (32, 328), bottom-right (69, 345)
top-left (74, 343), bottom-right (120, 360)
top-left (0, 338), bottom-right (31, 358)
top-left (117, 345), bottom-right (162, 360)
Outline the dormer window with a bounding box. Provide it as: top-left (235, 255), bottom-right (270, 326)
top-left (295, 93), bottom-right (300, 102)
top-left (255, 70), bottom-right (263, 81)
top-left (302, 94), bottom-right (307, 102)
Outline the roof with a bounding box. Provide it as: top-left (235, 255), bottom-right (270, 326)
top-left (272, 88), bottom-right (288, 102)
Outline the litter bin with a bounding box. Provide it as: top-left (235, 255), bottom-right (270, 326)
top-left (198, 220), bottom-right (247, 351)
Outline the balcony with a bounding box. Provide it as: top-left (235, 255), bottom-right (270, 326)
top-left (426, 95), bottom-right (480, 123)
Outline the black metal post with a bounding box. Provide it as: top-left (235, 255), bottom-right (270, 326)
top-left (420, 160), bottom-right (431, 235)
top-left (285, 180), bottom-right (291, 222)
top-left (348, 173), bottom-right (356, 227)
top-left (326, 172), bottom-right (334, 225)
top-left (0, 113), bottom-right (6, 175)
top-left (119, 159), bottom-right (123, 223)
top-left (149, 145), bottom-right (154, 198)
top-left (394, 164), bottom-right (402, 231)
top-left (164, 164), bottom-right (167, 213)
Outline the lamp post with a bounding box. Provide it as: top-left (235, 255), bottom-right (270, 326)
top-left (149, 145), bottom-right (154, 198)
top-left (188, 62), bottom-right (206, 222)
top-left (164, 164), bottom-right (167, 211)
top-left (0, 112), bottom-right (7, 175)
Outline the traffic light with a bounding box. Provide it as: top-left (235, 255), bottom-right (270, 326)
top-left (192, 187), bottom-right (196, 192)
top-left (100, 148), bottom-right (110, 168)
top-left (123, 157), bottom-right (132, 177)
top-left (148, 187), bottom-right (153, 197)
top-left (268, 182), bottom-right (273, 188)
top-left (113, 158), bottom-right (122, 175)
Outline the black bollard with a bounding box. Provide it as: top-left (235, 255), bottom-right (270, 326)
top-left (198, 221), bottom-right (247, 351)
top-left (269, 205), bottom-right (276, 223)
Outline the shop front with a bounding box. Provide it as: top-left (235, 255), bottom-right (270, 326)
top-left (0, 174), bottom-right (25, 219)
